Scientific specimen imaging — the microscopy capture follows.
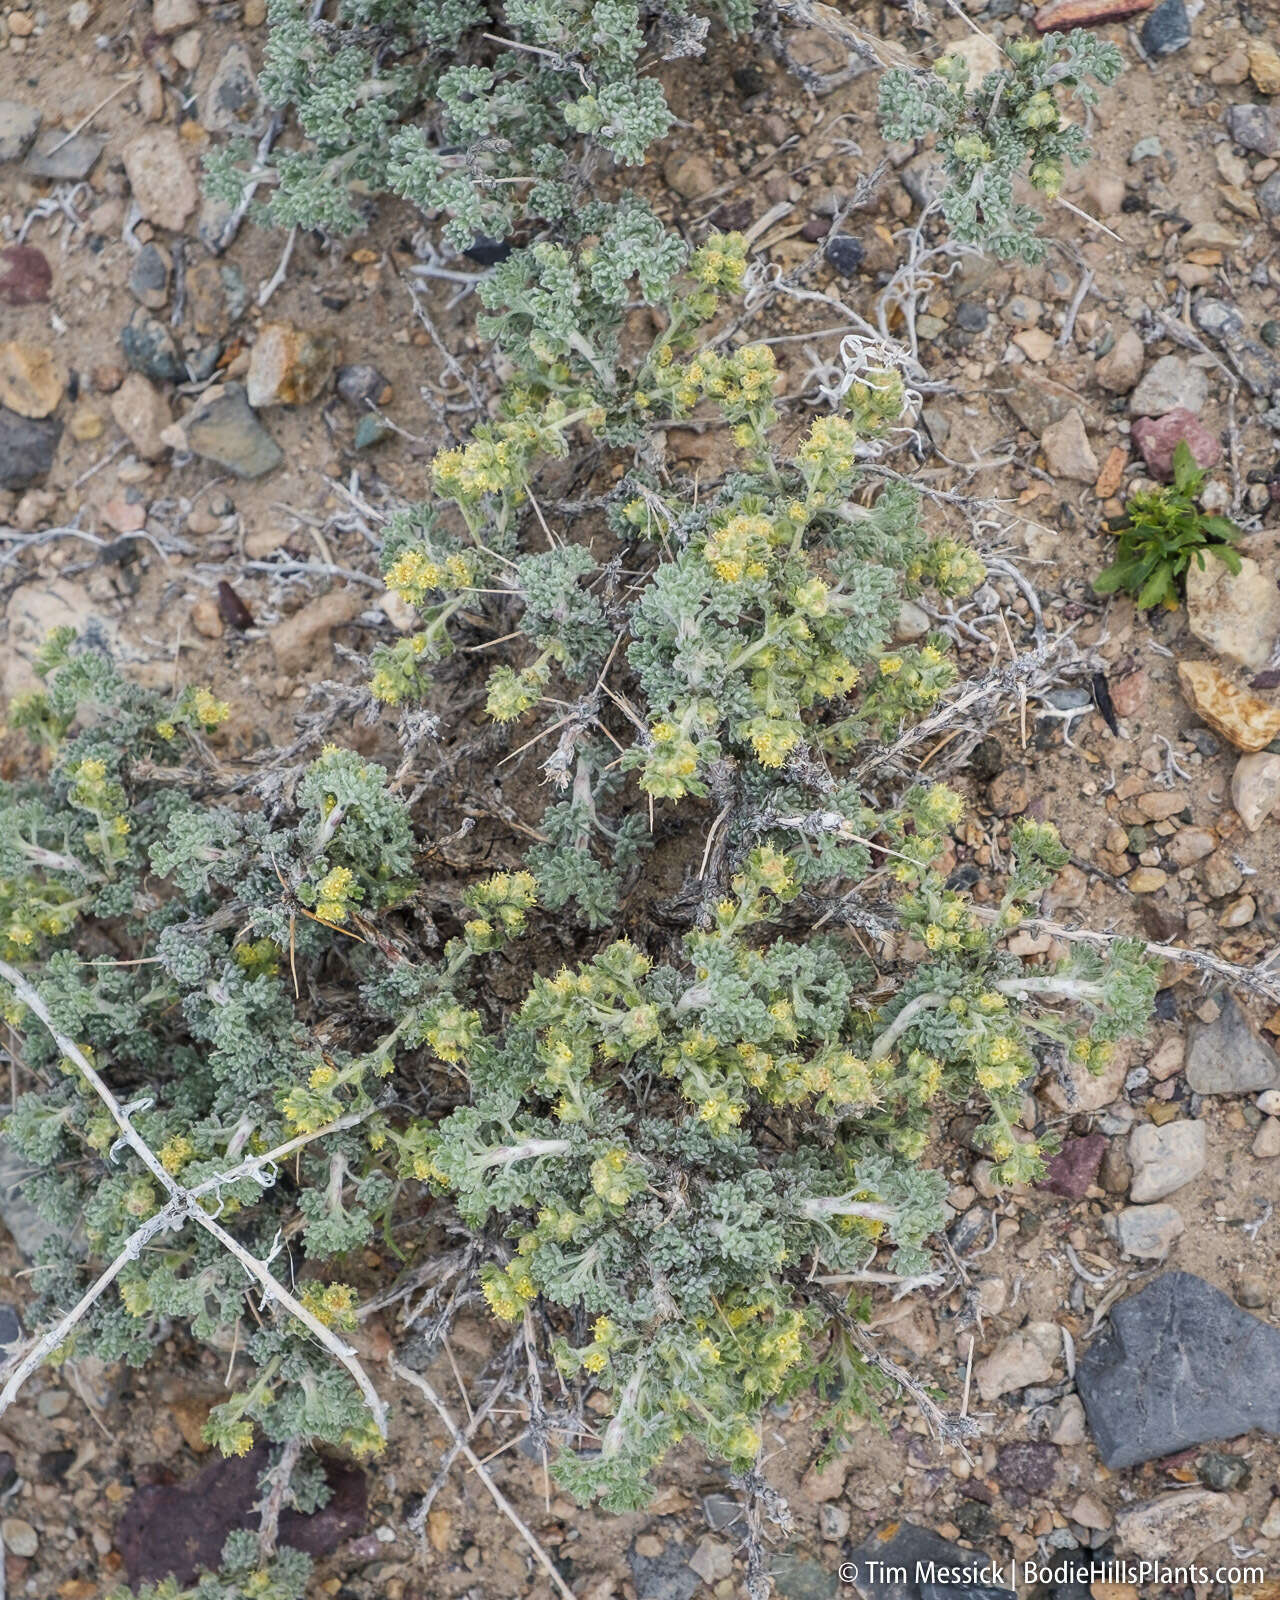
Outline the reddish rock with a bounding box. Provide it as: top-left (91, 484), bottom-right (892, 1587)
top-left (1109, 667), bottom-right (1148, 719)
top-left (117, 1444), bottom-right (366, 1586)
top-left (1035, 0), bottom-right (1152, 27)
top-left (1040, 1132), bottom-right (1106, 1200)
top-left (0, 245), bottom-right (51, 306)
top-left (1131, 408), bottom-right (1221, 482)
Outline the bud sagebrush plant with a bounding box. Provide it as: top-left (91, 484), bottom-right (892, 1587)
top-left (207, 0), bottom-right (755, 244)
top-left (216, 6), bottom-right (1123, 271)
top-left (878, 30), bottom-right (1123, 261)
top-left (1, 240), bottom-right (1158, 1535)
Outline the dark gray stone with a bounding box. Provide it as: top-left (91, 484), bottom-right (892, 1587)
top-left (1186, 992), bottom-right (1280, 1094)
top-left (842, 1522), bottom-right (1014, 1600)
top-left (1260, 172), bottom-right (1280, 223)
top-left (772, 1553), bottom-right (841, 1600)
top-left (1140, 0), bottom-right (1190, 56)
top-left (128, 243), bottom-right (170, 310)
top-left (955, 301), bottom-right (988, 333)
top-left (22, 129), bottom-right (105, 180)
top-left (121, 309), bottom-right (185, 382)
top-left (0, 406), bottom-right (61, 490)
top-left (631, 1540), bottom-right (698, 1600)
top-left (824, 235), bottom-right (866, 277)
top-left (0, 1303), bottom-right (21, 1348)
top-left (1077, 1271), bottom-right (1280, 1469)
top-left (336, 363), bottom-right (391, 411)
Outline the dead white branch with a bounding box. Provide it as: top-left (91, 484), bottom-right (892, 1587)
top-left (0, 958), bottom-right (388, 1437)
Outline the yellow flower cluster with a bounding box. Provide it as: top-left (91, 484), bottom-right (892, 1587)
top-left (463, 869), bottom-right (538, 950)
top-left (703, 512), bottom-right (772, 584)
top-left (300, 1281), bottom-right (358, 1330)
top-left (481, 1259), bottom-right (537, 1321)
top-left (314, 865), bottom-right (356, 923)
top-left (689, 232), bottom-right (748, 294)
top-left (385, 546), bottom-right (476, 606)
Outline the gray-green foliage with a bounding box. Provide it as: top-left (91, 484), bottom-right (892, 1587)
top-left (219, 7), bottom-right (1122, 267)
top-left (209, 0), bottom-right (754, 245)
top-left (879, 30), bottom-right (1123, 261)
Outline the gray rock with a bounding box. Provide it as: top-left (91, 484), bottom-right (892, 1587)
top-left (122, 309), bottom-right (185, 382)
top-left (1227, 104), bottom-right (1280, 158)
top-left (841, 1522), bottom-right (1014, 1600)
top-left (1004, 373), bottom-right (1092, 436)
top-left (1129, 354), bottom-right (1209, 418)
top-left (1140, 0), bottom-right (1190, 56)
top-left (1115, 1202), bottom-right (1183, 1258)
top-left (0, 405), bottom-right (60, 490)
top-left (1078, 1271), bottom-right (1280, 1469)
top-left (128, 243), bottom-right (171, 310)
top-left (1192, 298), bottom-right (1244, 342)
top-left (184, 385), bottom-right (283, 479)
top-left (1261, 172), bottom-right (1280, 224)
top-left (702, 1493), bottom-right (741, 1532)
top-left (200, 44), bottom-right (263, 136)
top-left (1228, 340), bottom-right (1280, 399)
top-left (1129, 136), bottom-right (1163, 164)
top-left (631, 1540), bottom-right (698, 1600)
top-left (0, 1303), bottom-right (20, 1349)
top-left (1186, 992), bottom-right (1280, 1095)
top-left (195, 192), bottom-right (238, 256)
top-left (900, 152), bottom-right (948, 210)
top-left (1191, 300), bottom-right (1280, 395)
top-left (0, 100), bottom-right (41, 163)
top-left (1128, 1119), bottom-right (1206, 1201)
top-left (336, 364), bottom-right (391, 411)
top-left (22, 130), bottom-right (105, 181)
top-left (772, 1554), bottom-right (841, 1600)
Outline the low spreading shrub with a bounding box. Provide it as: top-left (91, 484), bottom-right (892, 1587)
top-left (2, 263), bottom-right (1155, 1559)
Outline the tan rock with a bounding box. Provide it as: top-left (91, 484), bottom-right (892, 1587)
top-left (247, 323), bottom-right (340, 408)
top-left (110, 373), bottom-right (172, 461)
top-left (1178, 660), bottom-right (1280, 752)
top-left (1136, 789), bottom-right (1188, 821)
top-left (976, 1324), bottom-right (1061, 1402)
top-left (1071, 1492), bottom-right (1111, 1531)
top-left (1166, 825), bottom-right (1215, 867)
top-left (191, 598), bottom-right (223, 639)
top-left (1253, 1117), bottom-right (1280, 1158)
top-left (1128, 867), bottom-right (1167, 893)
top-left (1015, 327), bottom-right (1056, 363)
top-left (269, 587), bottom-right (366, 675)
top-left (663, 150), bottom-right (714, 199)
top-left (1249, 40), bottom-right (1280, 95)
top-left (1232, 752), bottom-right (1280, 832)
top-left (68, 406), bottom-right (103, 442)
top-left (0, 341), bottom-right (64, 418)
top-left (1041, 408), bottom-right (1099, 481)
top-left (1186, 555), bottom-right (1280, 672)
top-left (1096, 327), bottom-right (1144, 393)
top-left (1116, 1489), bottom-right (1243, 1562)
top-left (947, 34), bottom-right (1002, 88)
top-left (122, 129), bottom-right (197, 232)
